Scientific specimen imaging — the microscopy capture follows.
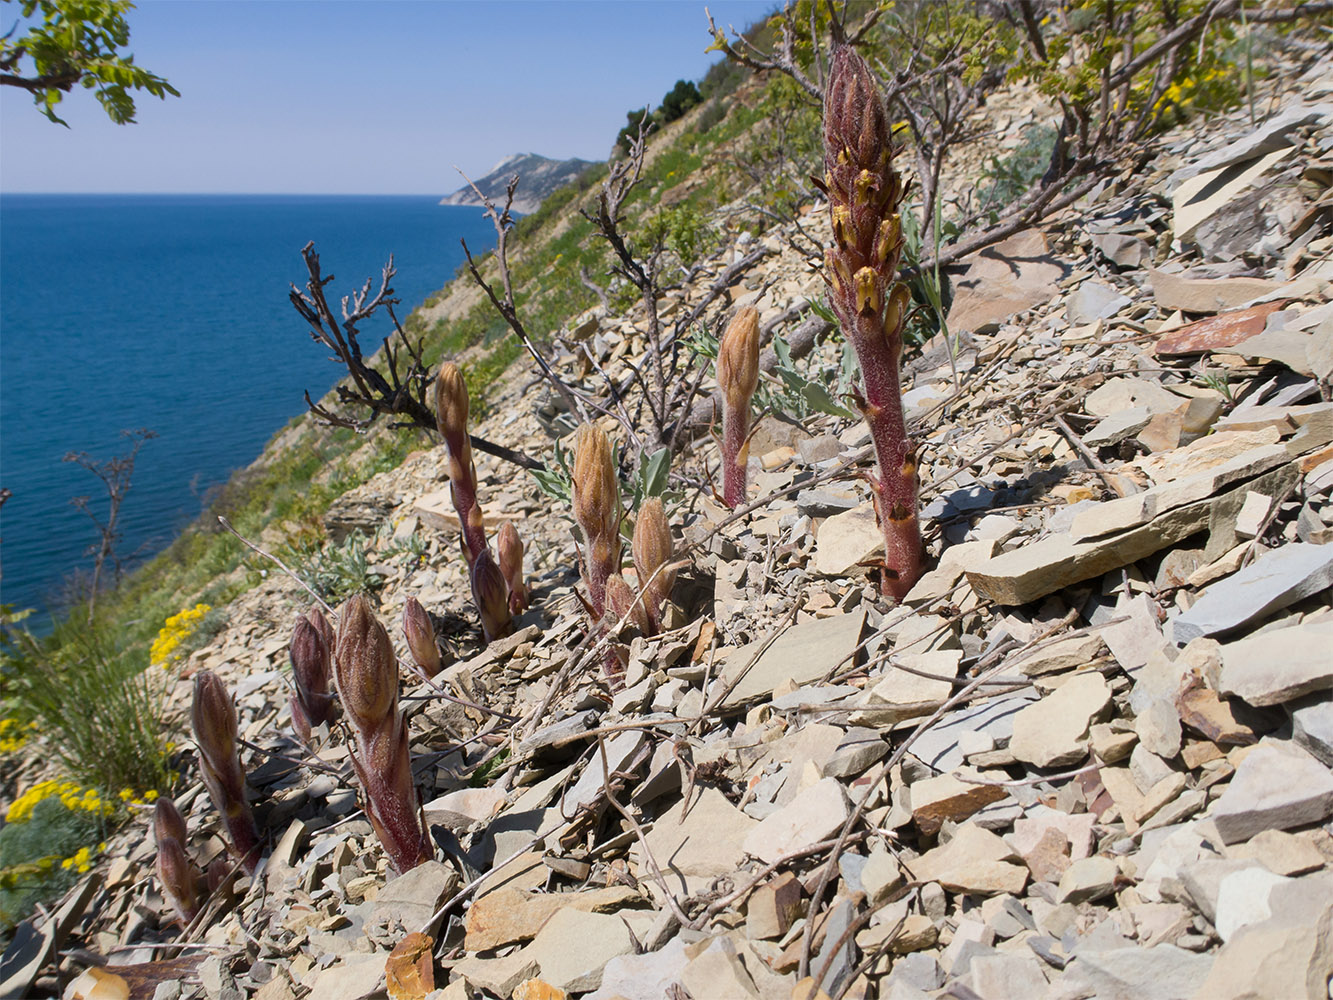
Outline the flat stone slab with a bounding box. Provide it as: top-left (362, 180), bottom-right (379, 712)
top-left (849, 651), bottom-right (958, 726)
top-left (946, 229), bottom-right (1065, 335)
top-left (1171, 543), bottom-right (1333, 643)
top-left (910, 822), bottom-right (1028, 896)
top-left (1009, 672), bottom-right (1113, 767)
top-left (1083, 407), bottom-right (1151, 447)
top-left (638, 787), bottom-right (756, 897)
top-left (711, 610), bottom-right (865, 711)
top-left (813, 504), bottom-right (884, 577)
top-left (909, 769), bottom-right (1007, 835)
top-left (522, 907), bottom-right (634, 993)
top-left (743, 776), bottom-right (849, 863)
top-left (1154, 302), bottom-right (1286, 356)
top-left (1069, 445), bottom-right (1289, 541)
top-left (967, 498), bottom-right (1213, 606)
top-left (1218, 619), bottom-right (1333, 707)
top-left (1209, 741), bottom-right (1333, 844)
top-left (464, 886), bottom-right (641, 952)
top-left (1148, 268), bottom-right (1286, 314)
top-left (908, 692), bottom-right (1036, 773)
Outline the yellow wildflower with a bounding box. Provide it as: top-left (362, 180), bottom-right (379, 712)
top-left (150, 603), bottom-right (212, 669)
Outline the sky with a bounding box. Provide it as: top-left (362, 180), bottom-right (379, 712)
top-left (0, 0), bottom-right (773, 194)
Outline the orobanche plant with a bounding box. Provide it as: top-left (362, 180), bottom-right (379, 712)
top-left (819, 46), bottom-right (922, 602)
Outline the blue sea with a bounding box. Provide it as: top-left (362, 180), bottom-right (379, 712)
top-left (0, 194), bottom-right (496, 620)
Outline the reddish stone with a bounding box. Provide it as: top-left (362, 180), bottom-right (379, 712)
top-left (1154, 301), bottom-right (1286, 356)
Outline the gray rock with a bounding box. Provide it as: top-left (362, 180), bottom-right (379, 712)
top-left (586, 937), bottom-right (689, 1000)
top-left (711, 609), bottom-right (866, 712)
top-left (911, 823), bottom-right (1028, 896)
top-left (516, 710), bottom-right (599, 759)
top-left (1069, 444), bottom-right (1289, 542)
top-left (560, 729), bottom-right (646, 818)
top-left (1218, 619), bottom-right (1333, 707)
top-left (1209, 741), bottom-right (1333, 844)
top-left (369, 860), bottom-right (459, 941)
top-left (946, 229), bottom-right (1066, 335)
top-left (1084, 407), bottom-right (1152, 447)
top-left (813, 504), bottom-right (884, 578)
top-left (823, 727), bottom-right (888, 778)
top-left (1069, 280), bottom-right (1132, 325)
top-left (1057, 855), bottom-right (1119, 904)
top-left (1092, 232), bottom-right (1149, 270)
top-left (743, 777), bottom-right (849, 863)
top-left (1213, 866), bottom-right (1291, 941)
top-left (1060, 944), bottom-right (1214, 1000)
top-left (1193, 873), bottom-right (1333, 1000)
top-left (909, 692), bottom-right (1036, 772)
top-left (1176, 857), bottom-right (1264, 925)
top-left (967, 496), bottom-right (1215, 606)
top-left (1292, 694), bottom-right (1333, 767)
top-left (796, 487), bottom-right (861, 518)
top-left (1009, 672), bottom-right (1113, 767)
top-left (523, 907), bottom-right (635, 993)
top-left (966, 952), bottom-right (1050, 1000)
top-left (885, 952), bottom-right (944, 991)
top-left (1171, 543), bottom-right (1333, 643)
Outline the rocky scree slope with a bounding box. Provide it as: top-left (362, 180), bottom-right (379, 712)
top-left (12, 46), bottom-right (1333, 1000)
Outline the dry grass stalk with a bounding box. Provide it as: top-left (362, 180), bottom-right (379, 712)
top-left (333, 594), bottom-right (432, 874)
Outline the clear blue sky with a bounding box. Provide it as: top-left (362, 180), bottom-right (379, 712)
top-left (0, 0), bottom-right (772, 194)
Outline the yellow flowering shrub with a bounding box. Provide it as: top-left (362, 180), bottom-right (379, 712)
top-left (150, 603), bottom-right (212, 669)
top-left (5, 779), bottom-right (115, 824)
top-left (0, 718), bottom-right (37, 755)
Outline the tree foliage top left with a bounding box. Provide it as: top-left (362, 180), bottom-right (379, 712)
top-left (0, 0), bottom-right (178, 125)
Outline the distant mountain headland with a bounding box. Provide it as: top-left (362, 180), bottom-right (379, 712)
top-left (440, 153), bottom-right (596, 214)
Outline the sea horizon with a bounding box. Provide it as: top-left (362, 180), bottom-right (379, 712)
top-left (0, 192), bottom-right (496, 621)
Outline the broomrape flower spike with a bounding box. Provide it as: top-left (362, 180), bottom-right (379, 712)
top-left (435, 362), bottom-right (488, 570)
top-left (571, 423), bottom-right (622, 618)
top-left (334, 594), bottom-right (432, 874)
top-left (401, 597), bottom-right (443, 678)
top-left (632, 497), bottom-right (676, 634)
top-left (716, 306), bottom-right (760, 509)
top-left (436, 360), bottom-right (513, 640)
top-left (496, 520), bottom-right (530, 614)
top-left (822, 45), bottom-right (922, 602)
top-left (154, 796), bottom-right (199, 927)
top-left (289, 608), bottom-right (335, 742)
top-left (470, 548), bottom-right (515, 643)
top-left (191, 670), bottom-right (261, 874)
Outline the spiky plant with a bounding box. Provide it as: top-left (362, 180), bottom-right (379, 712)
top-left (821, 46), bottom-right (922, 602)
top-left (289, 609), bottom-right (335, 741)
top-left (190, 670), bottom-right (261, 874)
top-left (571, 423), bottom-right (622, 618)
top-left (496, 520), bottom-right (530, 614)
top-left (334, 594), bottom-right (432, 874)
top-left (153, 796), bottom-right (198, 927)
top-left (401, 597), bottom-right (442, 678)
top-left (631, 497), bottom-right (677, 634)
top-left (716, 306), bottom-right (760, 508)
